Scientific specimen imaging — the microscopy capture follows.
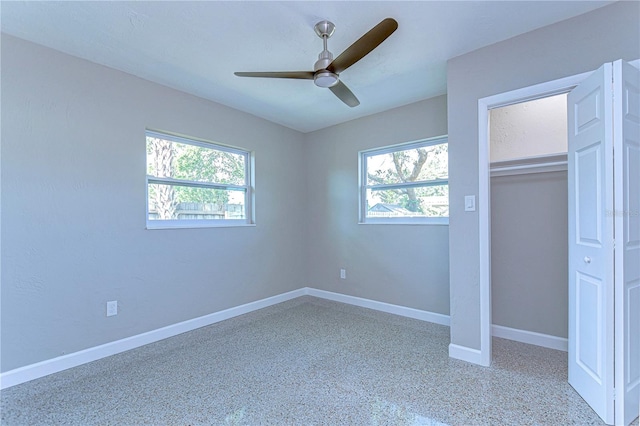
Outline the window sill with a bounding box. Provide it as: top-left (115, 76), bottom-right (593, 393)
top-left (146, 220), bottom-right (255, 230)
top-left (359, 217), bottom-right (449, 226)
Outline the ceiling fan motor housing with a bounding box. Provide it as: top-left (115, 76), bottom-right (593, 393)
top-left (314, 49), bottom-right (333, 71)
top-left (313, 49), bottom-right (338, 87)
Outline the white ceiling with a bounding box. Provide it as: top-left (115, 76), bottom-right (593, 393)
top-left (1, 1), bottom-right (613, 133)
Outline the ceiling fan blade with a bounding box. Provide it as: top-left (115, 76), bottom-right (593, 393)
top-left (234, 71), bottom-right (314, 79)
top-left (329, 81), bottom-right (360, 107)
top-left (327, 18), bottom-right (398, 74)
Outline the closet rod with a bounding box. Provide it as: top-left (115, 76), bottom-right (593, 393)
top-left (490, 160), bottom-right (567, 173)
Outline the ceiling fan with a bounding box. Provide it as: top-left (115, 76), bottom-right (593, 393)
top-left (234, 18), bottom-right (398, 107)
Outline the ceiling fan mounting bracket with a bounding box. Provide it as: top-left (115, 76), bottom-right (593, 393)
top-left (313, 20), bottom-right (335, 39)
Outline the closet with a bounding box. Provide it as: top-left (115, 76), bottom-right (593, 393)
top-left (484, 60), bottom-right (639, 425)
top-left (489, 94), bottom-right (569, 348)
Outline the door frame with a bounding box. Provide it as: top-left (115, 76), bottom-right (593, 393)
top-left (477, 70), bottom-right (591, 366)
top-left (477, 59), bottom-right (640, 367)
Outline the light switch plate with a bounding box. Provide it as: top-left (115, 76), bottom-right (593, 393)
top-left (465, 195), bottom-right (476, 212)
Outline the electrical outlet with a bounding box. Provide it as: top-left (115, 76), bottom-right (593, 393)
top-left (340, 268), bottom-right (346, 280)
top-left (106, 300), bottom-right (118, 317)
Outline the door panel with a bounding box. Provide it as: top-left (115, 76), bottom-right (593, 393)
top-left (614, 59), bottom-right (640, 426)
top-left (568, 62), bottom-right (615, 424)
top-left (576, 143), bottom-right (603, 246)
top-left (628, 145), bottom-right (640, 247)
top-left (627, 283), bottom-right (639, 383)
top-left (576, 272), bottom-right (603, 381)
top-left (575, 88), bottom-right (602, 130)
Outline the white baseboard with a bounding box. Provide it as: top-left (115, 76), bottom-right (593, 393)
top-left (491, 324), bottom-right (568, 352)
top-left (449, 343), bottom-right (485, 365)
top-left (305, 288), bottom-right (450, 326)
top-left (3, 287), bottom-right (563, 390)
top-left (0, 288), bottom-right (306, 390)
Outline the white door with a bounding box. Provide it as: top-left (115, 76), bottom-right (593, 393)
top-left (613, 59), bottom-right (640, 426)
top-left (569, 60), bottom-right (640, 425)
top-left (568, 62), bottom-right (615, 424)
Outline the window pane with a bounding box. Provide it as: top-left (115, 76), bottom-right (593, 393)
top-left (148, 183), bottom-right (245, 221)
top-left (146, 136), bottom-right (246, 185)
top-left (367, 185), bottom-right (449, 218)
top-left (366, 143), bottom-right (448, 186)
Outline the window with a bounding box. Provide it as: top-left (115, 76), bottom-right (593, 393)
top-left (146, 130), bottom-right (253, 229)
top-left (360, 136), bottom-right (448, 224)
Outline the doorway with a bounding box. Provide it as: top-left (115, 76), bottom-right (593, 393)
top-left (489, 94), bottom-right (570, 351)
top-left (476, 71), bottom-right (590, 367)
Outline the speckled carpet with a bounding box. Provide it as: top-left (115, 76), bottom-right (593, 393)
top-left (1, 296), bottom-right (635, 425)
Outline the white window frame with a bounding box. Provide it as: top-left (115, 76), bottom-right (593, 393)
top-left (359, 136), bottom-right (449, 225)
top-left (145, 130), bottom-right (254, 229)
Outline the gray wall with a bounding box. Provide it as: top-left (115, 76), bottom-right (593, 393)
top-left (447, 1), bottom-right (640, 350)
top-left (491, 171), bottom-right (568, 338)
top-left (1, 35), bottom-right (307, 372)
top-left (304, 96), bottom-right (450, 315)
